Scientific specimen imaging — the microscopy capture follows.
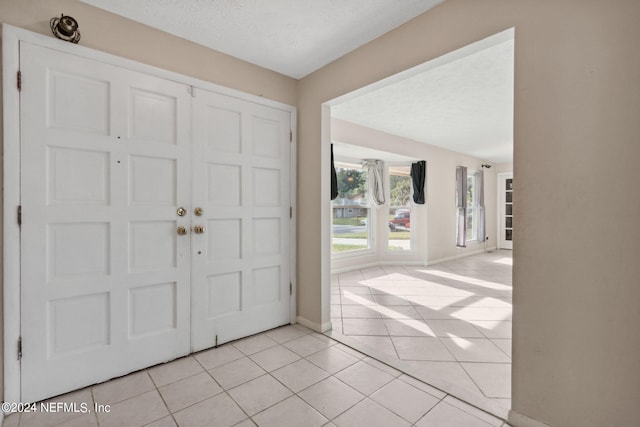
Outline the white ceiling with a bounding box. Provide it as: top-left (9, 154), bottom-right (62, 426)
top-left (333, 142), bottom-right (417, 164)
top-left (80, 0), bottom-right (443, 79)
top-left (332, 35), bottom-right (514, 164)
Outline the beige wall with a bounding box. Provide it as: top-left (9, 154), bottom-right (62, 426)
top-left (0, 0), bottom-right (297, 406)
top-left (495, 163), bottom-right (513, 175)
top-left (298, 1), bottom-right (640, 426)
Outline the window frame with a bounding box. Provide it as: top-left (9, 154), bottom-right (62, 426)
top-left (386, 163), bottom-right (416, 253)
top-left (331, 161), bottom-right (375, 257)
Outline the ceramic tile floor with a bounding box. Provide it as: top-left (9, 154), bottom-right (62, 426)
top-left (328, 250), bottom-right (512, 412)
top-left (2, 324), bottom-right (509, 427)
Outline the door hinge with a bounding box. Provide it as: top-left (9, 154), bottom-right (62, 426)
top-left (17, 205), bottom-right (22, 227)
top-left (215, 335), bottom-right (218, 347)
top-left (188, 86), bottom-right (195, 97)
top-left (289, 130), bottom-right (292, 142)
top-left (17, 70), bottom-right (22, 91)
top-left (18, 336), bottom-right (22, 360)
top-left (289, 282), bottom-right (292, 296)
top-left (290, 206), bottom-right (293, 219)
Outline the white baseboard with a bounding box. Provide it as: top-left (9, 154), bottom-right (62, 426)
top-left (378, 260), bottom-right (427, 267)
top-left (331, 260), bottom-right (428, 274)
top-left (508, 410), bottom-right (552, 427)
top-left (427, 246), bottom-right (497, 266)
top-left (331, 262), bottom-right (379, 275)
top-left (295, 316), bottom-right (332, 333)
top-left (331, 248), bottom-right (499, 274)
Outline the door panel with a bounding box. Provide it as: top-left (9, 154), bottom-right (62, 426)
top-left (20, 43), bottom-right (191, 402)
top-left (191, 90), bottom-right (290, 351)
top-left (19, 42), bottom-right (291, 402)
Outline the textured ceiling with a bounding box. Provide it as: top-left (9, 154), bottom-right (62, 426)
top-left (332, 37), bottom-right (514, 163)
top-left (333, 142), bottom-right (417, 164)
top-left (80, 0), bottom-right (443, 78)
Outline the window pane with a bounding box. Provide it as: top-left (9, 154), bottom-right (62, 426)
top-left (332, 162), bottom-right (370, 253)
top-left (465, 174), bottom-right (478, 241)
top-left (332, 207), bottom-right (369, 252)
top-left (388, 166), bottom-right (412, 251)
top-left (335, 164), bottom-right (367, 202)
top-left (466, 208), bottom-right (474, 240)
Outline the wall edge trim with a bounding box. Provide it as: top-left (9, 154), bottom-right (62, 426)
top-left (508, 410), bottom-right (552, 427)
top-left (295, 316), bottom-right (332, 333)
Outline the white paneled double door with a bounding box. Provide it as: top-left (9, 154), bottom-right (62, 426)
top-left (19, 43), bottom-right (291, 403)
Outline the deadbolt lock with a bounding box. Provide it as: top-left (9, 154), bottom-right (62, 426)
top-left (194, 207), bottom-right (204, 216)
top-left (176, 226), bottom-right (188, 235)
top-left (193, 225), bottom-right (206, 234)
top-left (177, 207), bottom-right (187, 217)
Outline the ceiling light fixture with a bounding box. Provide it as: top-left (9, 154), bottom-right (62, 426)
top-left (50, 14), bottom-right (81, 44)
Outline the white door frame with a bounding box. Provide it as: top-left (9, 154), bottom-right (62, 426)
top-left (2, 23), bottom-right (297, 404)
top-left (497, 172), bottom-right (513, 250)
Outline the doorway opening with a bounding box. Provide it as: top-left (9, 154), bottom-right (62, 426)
top-left (321, 28), bottom-right (514, 418)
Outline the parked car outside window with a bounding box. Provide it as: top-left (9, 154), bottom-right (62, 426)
top-left (389, 209), bottom-right (410, 230)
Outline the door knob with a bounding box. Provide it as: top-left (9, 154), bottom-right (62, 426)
top-left (177, 207), bottom-right (186, 217)
top-left (177, 226), bottom-right (188, 235)
top-left (194, 207), bottom-right (204, 216)
top-left (193, 225), bottom-right (206, 234)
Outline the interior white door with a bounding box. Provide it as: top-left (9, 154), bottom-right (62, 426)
top-left (20, 43), bottom-right (192, 402)
top-left (191, 89), bottom-right (291, 351)
top-left (498, 173), bottom-right (513, 249)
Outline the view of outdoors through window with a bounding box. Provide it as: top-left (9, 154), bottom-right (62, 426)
top-left (332, 163), bottom-right (370, 253)
top-left (388, 166), bottom-right (412, 251)
top-left (466, 173), bottom-right (478, 241)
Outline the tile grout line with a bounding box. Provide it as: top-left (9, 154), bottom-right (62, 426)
top-left (219, 332), bottom-right (336, 425)
top-left (410, 388), bottom-right (449, 426)
top-left (89, 387), bottom-right (101, 427)
top-left (145, 368), bottom-right (180, 427)
top-left (331, 253), bottom-right (512, 419)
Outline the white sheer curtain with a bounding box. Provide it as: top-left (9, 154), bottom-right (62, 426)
top-left (456, 166), bottom-right (467, 247)
top-left (476, 169), bottom-right (486, 243)
top-left (363, 160), bottom-right (385, 206)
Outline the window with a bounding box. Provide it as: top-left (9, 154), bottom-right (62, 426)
top-left (332, 162), bottom-right (371, 253)
top-left (388, 165), bottom-right (413, 251)
top-left (466, 173), bottom-right (479, 242)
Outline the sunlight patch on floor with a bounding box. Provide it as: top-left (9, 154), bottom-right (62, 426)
top-left (419, 270), bottom-right (511, 291)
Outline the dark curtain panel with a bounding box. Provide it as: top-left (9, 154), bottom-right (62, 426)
top-left (331, 144), bottom-right (338, 200)
top-left (410, 161), bottom-right (426, 204)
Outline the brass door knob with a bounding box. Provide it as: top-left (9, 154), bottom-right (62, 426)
top-left (194, 207), bottom-right (204, 216)
top-left (193, 225), bottom-right (206, 234)
top-left (177, 207), bottom-right (187, 217)
top-left (177, 226), bottom-right (188, 235)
